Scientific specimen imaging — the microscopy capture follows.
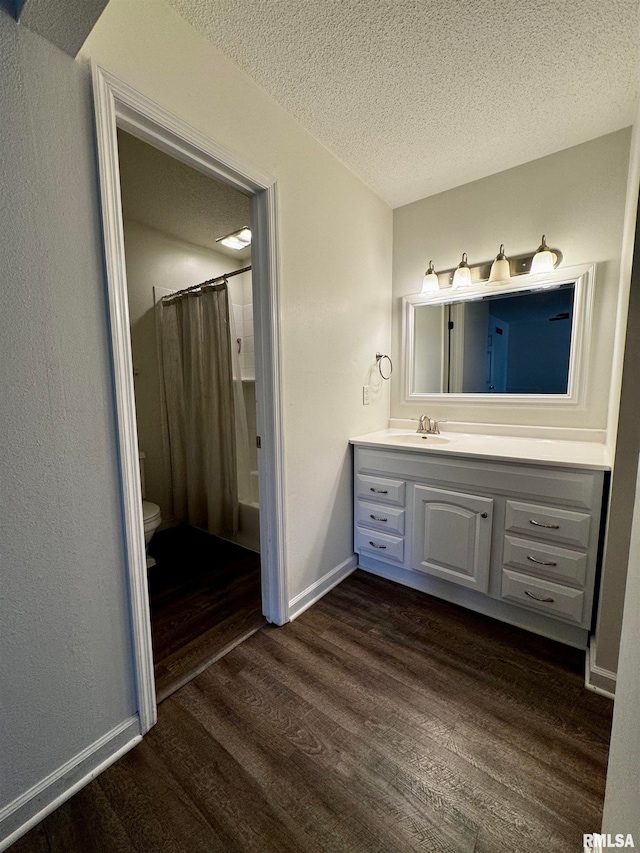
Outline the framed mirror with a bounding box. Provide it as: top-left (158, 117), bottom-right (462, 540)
top-left (402, 264), bottom-right (594, 405)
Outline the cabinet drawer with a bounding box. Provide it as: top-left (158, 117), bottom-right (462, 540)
top-left (503, 535), bottom-right (587, 588)
top-left (356, 526), bottom-right (404, 563)
top-left (505, 501), bottom-right (591, 548)
top-left (356, 474), bottom-right (406, 506)
top-left (501, 568), bottom-right (585, 624)
top-left (356, 501), bottom-right (405, 535)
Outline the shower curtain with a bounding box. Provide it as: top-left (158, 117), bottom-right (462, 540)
top-left (157, 282), bottom-right (250, 536)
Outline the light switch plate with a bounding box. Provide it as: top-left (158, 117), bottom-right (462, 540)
top-left (363, 385), bottom-right (370, 405)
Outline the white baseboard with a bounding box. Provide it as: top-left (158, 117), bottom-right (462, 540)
top-left (0, 716), bottom-right (141, 852)
top-left (586, 638), bottom-right (616, 699)
top-left (288, 555), bottom-right (357, 621)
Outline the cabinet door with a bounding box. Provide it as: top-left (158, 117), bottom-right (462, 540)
top-left (412, 485), bottom-right (493, 592)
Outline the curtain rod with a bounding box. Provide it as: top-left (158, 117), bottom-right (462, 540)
top-left (163, 264), bottom-right (252, 301)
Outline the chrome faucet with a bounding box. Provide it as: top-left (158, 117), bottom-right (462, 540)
top-left (417, 415), bottom-right (442, 435)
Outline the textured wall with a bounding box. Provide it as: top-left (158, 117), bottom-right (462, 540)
top-left (0, 8), bottom-right (135, 812)
top-left (18, 0), bottom-right (109, 56)
top-left (603, 456), bottom-right (640, 837)
top-left (391, 130), bottom-right (631, 429)
top-left (596, 184), bottom-right (640, 675)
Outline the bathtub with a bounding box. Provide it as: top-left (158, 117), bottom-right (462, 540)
top-left (236, 470), bottom-right (260, 552)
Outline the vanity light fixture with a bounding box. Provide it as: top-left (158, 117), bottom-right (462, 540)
top-left (216, 226), bottom-right (252, 251)
top-left (530, 235), bottom-right (556, 275)
top-left (452, 253), bottom-right (472, 289)
top-left (421, 260), bottom-right (440, 293)
top-left (488, 244), bottom-right (512, 284)
top-left (417, 237), bottom-right (562, 291)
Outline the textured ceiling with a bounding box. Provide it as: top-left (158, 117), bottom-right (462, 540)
top-left (117, 130), bottom-right (252, 259)
top-left (166, 0), bottom-right (638, 208)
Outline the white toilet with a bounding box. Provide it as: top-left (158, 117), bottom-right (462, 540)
top-left (139, 451), bottom-right (162, 569)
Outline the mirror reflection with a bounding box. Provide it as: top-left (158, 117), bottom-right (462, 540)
top-left (413, 284), bottom-right (575, 395)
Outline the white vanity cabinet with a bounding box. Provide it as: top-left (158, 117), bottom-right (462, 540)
top-left (353, 445), bottom-right (607, 649)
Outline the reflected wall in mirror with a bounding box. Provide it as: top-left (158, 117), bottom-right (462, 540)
top-left (403, 265), bottom-right (594, 405)
top-left (415, 285), bottom-right (574, 394)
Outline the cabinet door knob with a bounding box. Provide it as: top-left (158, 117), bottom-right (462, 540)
top-left (524, 590), bottom-right (555, 603)
top-left (527, 555), bottom-right (558, 567)
top-left (481, 512), bottom-right (488, 518)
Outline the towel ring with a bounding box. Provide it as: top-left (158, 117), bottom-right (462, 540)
top-left (376, 352), bottom-right (393, 380)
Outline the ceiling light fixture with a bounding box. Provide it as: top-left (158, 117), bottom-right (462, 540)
top-left (216, 226), bottom-right (252, 250)
top-left (421, 260), bottom-right (440, 294)
top-left (452, 253), bottom-right (472, 289)
top-left (488, 244), bottom-right (511, 284)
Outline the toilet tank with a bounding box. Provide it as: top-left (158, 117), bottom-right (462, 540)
top-left (138, 451), bottom-right (147, 500)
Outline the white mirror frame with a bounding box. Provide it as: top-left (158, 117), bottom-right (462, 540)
top-left (402, 263), bottom-right (595, 407)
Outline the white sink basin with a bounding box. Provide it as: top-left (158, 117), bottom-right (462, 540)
top-left (386, 434), bottom-right (451, 446)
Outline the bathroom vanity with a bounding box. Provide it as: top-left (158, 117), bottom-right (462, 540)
top-left (350, 430), bottom-right (609, 649)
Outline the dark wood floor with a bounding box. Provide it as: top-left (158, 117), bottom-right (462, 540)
top-left (12, 571), bottom-right (612, 853)
top-left (149, 526), bottom-right (264, 701)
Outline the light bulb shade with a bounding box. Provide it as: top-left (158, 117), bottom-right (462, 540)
top-left (488, 244), bottom-right (511, 284)
top-left (421, 260), bottom-right (440, 293)
top-left (452, 252), bottom-right (472, 289)
top-left (530, 235), bottom-right (556, 275)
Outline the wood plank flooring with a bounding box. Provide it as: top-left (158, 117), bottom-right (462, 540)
top-left (12, 570), bottom-right (612, 853)
top-left (148, 526), bottom-right (264, 701)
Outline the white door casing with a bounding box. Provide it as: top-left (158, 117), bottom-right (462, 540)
top-left (91, 62), bottom-right (288, 734)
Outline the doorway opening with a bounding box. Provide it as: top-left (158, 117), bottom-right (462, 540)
top-left (117, 130), bottom-right (264, 702)
top-left (92, 64), bottom-right (287, 732)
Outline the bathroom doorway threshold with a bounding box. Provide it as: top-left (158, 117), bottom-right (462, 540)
top-left (149, 527), bottom-right (266, 703)
top-left (156, 622), bottom-right (264, 704)
top-left (92, 64), bottom-right (288, 734)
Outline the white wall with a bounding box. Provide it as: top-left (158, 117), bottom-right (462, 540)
top-left (230, 267), bottom-right (260, 502)
top-left (414, 305), bottom-right (445, 392)
top-left (0, 5), bottom-right (135, 826)
top-left (80, 0), bottom-right (393, 603)
top-left (602, 455), bottom-right (640, 838)
top-left (594, 109), bottom-right (640, 679)
top-left (123, 219), bottom-right (245, 523)
top-left (391, 130), bottom-right (631, 428)
top-left (595, 213), bottom-right (640, 676)
top-left (229, 267), bottom-right (255, 380)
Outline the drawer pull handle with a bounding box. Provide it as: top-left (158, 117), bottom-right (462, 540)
top-left (529, 519), bottom-right (560, 530)
top-left (369, 541), bottom-right (387, 549)
top-left (524, 590), bottom-right (555, 603)
top-left (370, 488), bottom-right (388, 494)
top-left (370, 514), bottom-right (388, 522)
top-left (527, 556), bottom-right (558, 567)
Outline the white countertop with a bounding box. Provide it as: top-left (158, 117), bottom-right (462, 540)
top-left (349, 428), bottom-right (611, 471)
